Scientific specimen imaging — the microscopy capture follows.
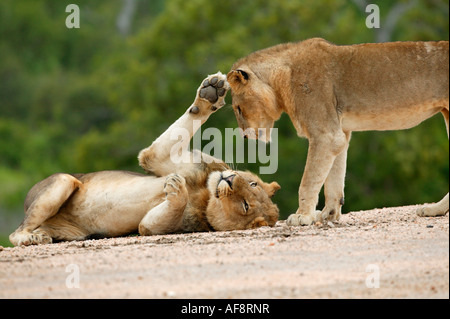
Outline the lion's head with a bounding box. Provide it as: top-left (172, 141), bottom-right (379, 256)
top-left (227, 65), bottom-right (285, 143)
top-left (206, 169), bottom-right (280, 231)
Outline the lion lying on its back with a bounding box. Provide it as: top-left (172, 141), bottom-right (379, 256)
top-left (10, 72), bottom-right (280, 246)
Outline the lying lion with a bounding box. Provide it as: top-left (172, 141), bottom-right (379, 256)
top-left (10, 72), bottom-right (280, 246)
top-left (227, 38), bottom-right (449, 226)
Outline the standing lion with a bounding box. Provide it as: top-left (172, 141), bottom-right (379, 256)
top-left (227, 38), bottom-right (449, 225)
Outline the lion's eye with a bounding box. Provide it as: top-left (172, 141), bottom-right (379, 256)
top-left (236, 106), bottom-right (242, 115)
top-left (243, 200), bottom-right (249, 212)
top-left (250, 182), bottom-right (257, 188)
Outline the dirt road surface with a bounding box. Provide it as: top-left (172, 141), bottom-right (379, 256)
top-left (0, 205), bottom-right (448, 299)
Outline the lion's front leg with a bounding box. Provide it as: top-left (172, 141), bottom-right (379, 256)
top-left (287, 132), bottom-right (348, 226)
top-left (138, 72), bottom-right (229, 176)
top-left (138, 174), bottom-right (189, 235)
top-left (320, 132), bottom-right (351, 222)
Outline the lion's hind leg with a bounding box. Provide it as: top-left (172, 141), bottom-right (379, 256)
top-left (9, 173), bottom-right (82, 246)
top-left (415, 108), bottom-right (449, 217)
top-left (416, 193), bottom-right (449, 217)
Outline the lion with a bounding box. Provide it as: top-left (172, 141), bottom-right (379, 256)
top-left (9, 72), bottom-right (280, 246)
top-left (227, 38), bottom-right (449, 226)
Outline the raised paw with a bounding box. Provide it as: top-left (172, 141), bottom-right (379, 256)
top-left (189, 72), bottom-right (230, 115)
top-left (200, 74), bottom-right (228, 104)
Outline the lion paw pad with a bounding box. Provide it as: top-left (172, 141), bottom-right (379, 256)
top-left (199, 72), bottom-right (229, 103)
top-left (190, 72), bottom-right (229, 115)
top-left (200, 77), bottom-right (227, 103)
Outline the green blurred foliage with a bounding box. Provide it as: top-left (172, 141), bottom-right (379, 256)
top-left (0, 0), bottom-right (448, 244)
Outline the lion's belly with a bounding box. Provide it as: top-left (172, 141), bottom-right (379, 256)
top-left (61, 172), bottom-right (166, 236)
top-left (340, 100), bottom-right (445, 132)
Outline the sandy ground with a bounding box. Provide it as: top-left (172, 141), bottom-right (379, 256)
top-left (0, 205), bottom-right (448, 299)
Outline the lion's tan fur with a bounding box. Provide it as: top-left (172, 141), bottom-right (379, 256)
top-left (227, 38), bottom-right (449, 225)
top-left (10, 73), bottom-right (280, 246)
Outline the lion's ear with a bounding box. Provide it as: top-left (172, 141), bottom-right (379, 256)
top-left (227, 69), bottom-right (249, 87)
top-left (263, 182), bottom-right (281, 198)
